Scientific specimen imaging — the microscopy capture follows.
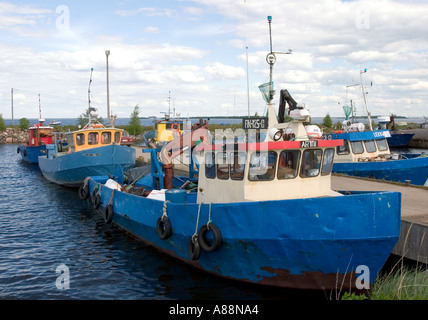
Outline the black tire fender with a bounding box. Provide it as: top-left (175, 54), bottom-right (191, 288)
top-left (92, 191), bottom-right (101, 210)
top-left (156, 216), bottom-right (172, 240)
top-left (78, 183), bottom-right (90, 200)
top-left (188, 235), bottom-right (201, 260)
top-left (104, 204), bottom-right (113, 224)
top-left (198, 223), bottom-right (222, 252)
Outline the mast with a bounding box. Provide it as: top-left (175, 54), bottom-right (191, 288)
top-left (244, 0), bottom-right (250, 117)
top-left (360, 69), bottom-right (373, 131)
top-left (38, 94), bottom-right (42, 122)
top-left (88, 68), bottom-right (94, 110)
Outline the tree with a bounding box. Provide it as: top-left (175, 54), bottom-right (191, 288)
top-left (77, 109), bottom-right (103, 128)
top-left (128, 105), bottom-right (142, 135)
top-left (19, 118), bottom-right (30, 131)
top-left (322, 113), bottom-right (333, 128)
top-left (0, 114), bottom-right (6, 131)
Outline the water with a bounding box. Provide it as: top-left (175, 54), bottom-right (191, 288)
top-left (0, 143), bottom-right (327, 301)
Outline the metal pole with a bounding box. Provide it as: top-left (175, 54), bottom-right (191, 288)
top-left (244, 0), bottom-right (250, 117)
top-left (11, 88), bottom-right (14, 128)
top-left (105, 50), bottom-right (111, 127)
top-left (11, 88), bottom-right (14, 143)
top-left (360, 69), bottom-right (373, 131)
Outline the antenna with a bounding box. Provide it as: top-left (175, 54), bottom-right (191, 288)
top-left (244, 0), bottom-right (250, 116)
top-left (88, 68), bottom-right (94, 110)
top-left (360, 68), bottom-right (373, 130)
top-left (38, 94), bottom-right (42, 120)
top-left (260, 16), bottom-right (293, 105)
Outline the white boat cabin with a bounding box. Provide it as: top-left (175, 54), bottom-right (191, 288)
top-left (190, 104), bottom-right (344, 204)
top-left (327, 128), bottom-right (392, 163)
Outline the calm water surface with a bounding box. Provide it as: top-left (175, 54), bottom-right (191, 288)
top-left (0, 144), bottom-right (327, 300)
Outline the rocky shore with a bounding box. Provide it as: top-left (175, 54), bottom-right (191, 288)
top-left (0, 128), bottom-right (28, 144)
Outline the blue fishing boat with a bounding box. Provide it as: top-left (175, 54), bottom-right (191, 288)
top-left (18, 119), bottom-right (55, 164)
top-left (79, 17), bottom-right (401, 290)
top-left (80, 102), bottom-right (401, 290)
top-left (38, 110), bottom-right (135, 187)
top-left (377, 115), bottom-right (414, 147)
top-left (325, 123), bottom-right (428, 186)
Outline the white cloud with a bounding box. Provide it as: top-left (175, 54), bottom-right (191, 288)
top-left (204, 62), bottom-right (245, 80)
top-left (1, 0), bottom-right (428, 119)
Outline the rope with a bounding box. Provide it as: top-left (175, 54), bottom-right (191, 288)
top-left (162, 200), bottom-right (170, 219)
top-left (107, 189), bottom-right (116, 206)
top-left (207, 203), bottom-right (212, 230)
top-left (194, 202), bottom-right (202, 236)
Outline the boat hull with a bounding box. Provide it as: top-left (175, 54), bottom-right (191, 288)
top-left (333, 155), bottom-right (428, 186)
top-left (39, 144), bottom-right (135, 187)
top-left (18, 145), bottom-right (46, 164)
top-left (86, 177), bottom-right (400, 290)
top-left (387, 133), bottom-right (414, 147)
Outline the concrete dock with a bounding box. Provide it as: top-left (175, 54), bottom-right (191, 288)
top-left (332, 175), bottom-right (428, 264)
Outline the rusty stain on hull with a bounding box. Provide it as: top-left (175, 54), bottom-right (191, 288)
top-left (258, 266), bottom-right (359, 290)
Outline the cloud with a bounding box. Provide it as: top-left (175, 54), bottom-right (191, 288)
top-left (1, 0), bottom-right (428, 119)
top-left (143, 26), bottom-right (160, 34)
top-left (204, 62), bottom-right (245, 80)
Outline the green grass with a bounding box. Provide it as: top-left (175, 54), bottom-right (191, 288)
top-left (342, 261), bottom-right (428, 300)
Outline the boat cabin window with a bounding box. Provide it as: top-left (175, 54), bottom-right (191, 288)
top-left (205, 151), bottom-right (247, 181)
top-left (350, 141), bottom-right (364, 154)
top-left (205, 152), bottom-right (216, 179)
top-left (277, 150), bottom-right (300, 180)
top-left (364, 140), bottom-right (377, 153)
top-left (217, 152), bottom-right (229, 180)
top-left (300, 149), bottom-right (322, 178)
top-left (76, 133), bottom-right (85, 146)
top-left (249, 151), bottom-right (277, 181)
top-left (230, 152), bottom-right (246, 181)
top-left (88, 132), bottom-right (99, 145)
top-left (321, 148), bottom-right (335, 176)
top-left (102, 132), bottom-right (111, 144)
top-left (337, 140), bottom-right (350, 155)
top-left (115, 132), bottom-right (121, 144)
top-left (376, 138), bottom-right (389, 151)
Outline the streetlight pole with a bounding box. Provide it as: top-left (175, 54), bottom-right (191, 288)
top-left (105, 50), bottom-right (111, 127)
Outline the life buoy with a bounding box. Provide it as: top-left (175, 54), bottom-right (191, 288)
top-left (92, 189), bottom-right (101, 210)
top-left (78, 183), bottom-right (90, 200)
top-left (198, 223), bottom-right (222, 252)
top-left (156, 216), bottom-right (172, 240)
top-left (104, 204), bottom-right (113, 224)
top-left (172, 123), bottom-right (179, 130)
top-left (188, 235), bottom-right (201, 260)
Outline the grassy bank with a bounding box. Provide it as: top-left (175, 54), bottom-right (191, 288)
top-left (342, 259), bottom-right (428, 300)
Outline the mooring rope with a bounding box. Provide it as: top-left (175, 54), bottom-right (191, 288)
top-left (162, 200), bottom-right (170, 219)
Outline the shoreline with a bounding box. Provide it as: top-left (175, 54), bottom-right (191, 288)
top-left (3, 126), bottom-right (428, 148)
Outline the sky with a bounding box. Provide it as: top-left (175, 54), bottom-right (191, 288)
top-left (1, 0), bottom-right (428, 121)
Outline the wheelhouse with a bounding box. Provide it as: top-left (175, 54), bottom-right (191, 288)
top-left (66, 128), bottom-right (124, 153)
top-left (27, 120), bottom-right (55, 147)
top-left (194, 139), bottom-right (343, 204)
top-left (328, 130), bottom-right (391, 163)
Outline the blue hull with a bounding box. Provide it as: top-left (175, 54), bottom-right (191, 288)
top-left (86, 177), bottom-right (400, 290)
top-left (333, 156), bottom-right (428, 186)
top-left (387, 133), bottom-right (414, 147)
top-left (39, 145), bottom-right (135, 187)
top-left (18, 145), bottom-right (46, 164)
